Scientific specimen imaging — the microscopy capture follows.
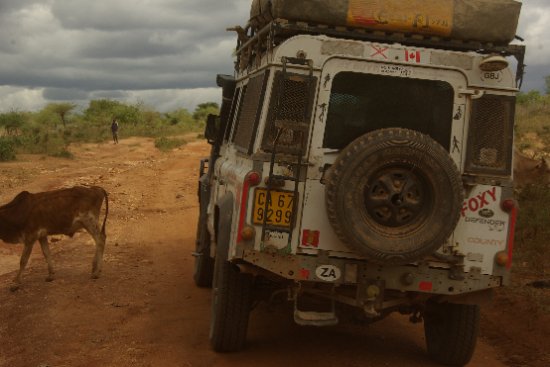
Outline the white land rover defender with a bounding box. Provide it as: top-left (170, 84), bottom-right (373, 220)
top-left (193, 1), bottom-right (525, 365)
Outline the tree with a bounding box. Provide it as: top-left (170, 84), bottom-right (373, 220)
top-left (0, 111), bottom-right (26, 135)
top-left (47, 103), bottom-right (76, 127)
top-left (193, 102), bottom-right (220, 123)
top-left (545, 75), bottom-right (550, 95)
top-left (85, 99), bottom-right (141, 125)
top-left (165, 108), bottom-right (194, 125)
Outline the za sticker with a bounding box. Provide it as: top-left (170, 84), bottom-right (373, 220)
top-left (315, 265), bottom-right (341, 282)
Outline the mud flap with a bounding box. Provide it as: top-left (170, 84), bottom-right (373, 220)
top-left (215, 193), bottom-right (234, 261)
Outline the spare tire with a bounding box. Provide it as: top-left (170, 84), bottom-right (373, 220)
top-left (325, 128), bottom-right (463, 265)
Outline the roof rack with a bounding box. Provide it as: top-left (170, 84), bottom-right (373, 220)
top-left (231, 19), bottom-right (526, 87)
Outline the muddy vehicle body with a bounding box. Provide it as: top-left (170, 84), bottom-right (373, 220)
top-left (194, 2), bottom-right (525, 365)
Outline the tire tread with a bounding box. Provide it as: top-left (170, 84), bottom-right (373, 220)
top-left (425, 302), bottom-right (480, 366)
top-left (210, 258), bottom-right (253, 352)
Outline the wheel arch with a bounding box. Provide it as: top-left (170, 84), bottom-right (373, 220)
top-left (214, 192), bottom-right (234, 262)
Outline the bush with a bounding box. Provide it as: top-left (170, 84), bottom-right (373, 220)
top-left (15, 127), bottom-right (69, 156)
top-left (0, 137), bottom-right (16, 161)
top-left (515, 94), bottom-right (550, 156)
top-left (515, 184), bottom-right (550, 276)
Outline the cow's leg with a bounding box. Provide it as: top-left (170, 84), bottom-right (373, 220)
top-left (82, 218), bottom-right (106, 279)
top-left (11, 240), bottom-right (36, 291)
top-left (39, 236), bottom-right (55, 282)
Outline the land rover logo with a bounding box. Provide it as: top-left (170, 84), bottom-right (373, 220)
top-left (479, 209), bottom-right (495, 218)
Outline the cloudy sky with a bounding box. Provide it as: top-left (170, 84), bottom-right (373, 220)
top-left (0, 0), bottom-right (548, 113)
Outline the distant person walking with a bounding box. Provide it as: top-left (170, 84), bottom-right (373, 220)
top-left (111, 119), bottom-right (119, 144)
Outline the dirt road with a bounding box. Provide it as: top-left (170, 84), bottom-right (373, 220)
top-left (0, 137), bottom-right (538, 366)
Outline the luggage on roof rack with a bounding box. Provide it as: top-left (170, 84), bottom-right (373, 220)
top-left (250, 0), bottom-right (522, 45)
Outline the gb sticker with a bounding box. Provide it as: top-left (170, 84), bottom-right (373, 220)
top-left (315, 265), bottom-right (341, 282)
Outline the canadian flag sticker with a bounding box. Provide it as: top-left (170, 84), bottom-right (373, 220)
top-left (405, 50), bottom-right (421, 63)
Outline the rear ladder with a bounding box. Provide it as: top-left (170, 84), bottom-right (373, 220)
top-left (261, 57), bottom-right (315, 250)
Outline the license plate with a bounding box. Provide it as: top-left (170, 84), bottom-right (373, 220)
top-left (252, 188), bottom-right (294, 228)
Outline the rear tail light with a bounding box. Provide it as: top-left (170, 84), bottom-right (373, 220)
top-left (237, 171), bottom-right (261, 243)
top-left (246, 171), bottom-right (261, 186)
top-left (495, 251), bottom-right (509, 267)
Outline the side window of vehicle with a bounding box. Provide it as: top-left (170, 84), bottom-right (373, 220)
top-left (224, 87), bottom-right (243, 142)
top-left (231, 71), bottom-right (270, 154)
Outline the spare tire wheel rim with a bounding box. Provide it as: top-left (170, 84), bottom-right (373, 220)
top-left (364, 165), bottom-right (433, 229)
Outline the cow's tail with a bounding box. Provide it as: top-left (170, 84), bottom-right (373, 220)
top-left (101, 188), bottom-right (109, 236)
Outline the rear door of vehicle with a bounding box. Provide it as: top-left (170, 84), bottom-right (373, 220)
top-left (300, 54), bottom-right (468, 256)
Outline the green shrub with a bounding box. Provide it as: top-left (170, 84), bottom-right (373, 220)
top-left (16, 128), bottom-right (68, 156)
top-left (0, 137), bottom-right (16, 161)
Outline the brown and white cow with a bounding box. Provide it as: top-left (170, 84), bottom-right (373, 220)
top-left (0, 186), bottom-right (108, 291)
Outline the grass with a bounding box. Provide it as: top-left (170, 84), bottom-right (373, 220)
top-left (510, 95), bottom-right (550, 313)
top-left (154, 136), bottom-right (187, 152)
top-left (51, 149), bottom-right (74, 159)
top-left (514, 95), bottom-right (550, 278)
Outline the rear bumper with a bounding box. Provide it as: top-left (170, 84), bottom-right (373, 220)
top-left (239, 249), bottom-right (504, 296)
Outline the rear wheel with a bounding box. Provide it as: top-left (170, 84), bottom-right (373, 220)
top-left (424, 302), bottom-right (480, 366)
top-left (209, 254), bottom-right (253, 352)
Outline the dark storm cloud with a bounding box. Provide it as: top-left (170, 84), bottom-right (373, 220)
top-left (42, 87), bottom-right (89, 100)
top-left (50, 0), bottom-right (246, 38)
top-left (0, 0), bottom-right (548, 112)
top-left (89, 90), bottom-right (129, 100)
top-left (0, 0), bottom-right (247, 101)
top-left (0, 0), bottom-right (45, 13)
top-left (53, 1), bottom-right (210, 31)
top-left (0, 66), bottom-right (214, 92)
top-left (74, 32), bottom-right (184, 59)
top-left (521, 64), bottom-right (549, 92)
